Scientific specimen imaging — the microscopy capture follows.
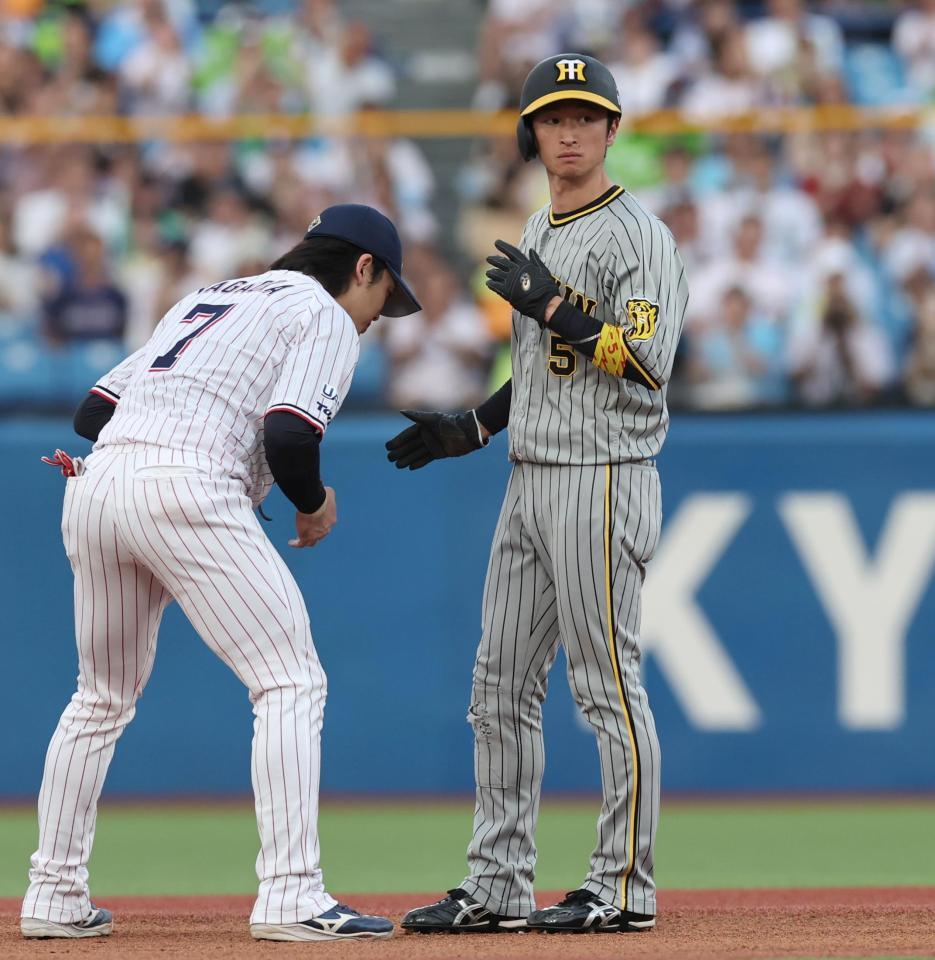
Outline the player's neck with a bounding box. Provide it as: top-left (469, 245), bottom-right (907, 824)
top-left (547, 167), bottom-right (613, 216)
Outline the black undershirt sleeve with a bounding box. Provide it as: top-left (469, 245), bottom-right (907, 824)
top-left (74, 392), bottom-right (118, 442)
top-left (547, 301), bottom-right (602, 359)
top-left (548, 301), bottom-right (658, 388)
top-left (264, 411), bottom-right (327, 514)
top-left (474, 378), bottom-right (512, 435)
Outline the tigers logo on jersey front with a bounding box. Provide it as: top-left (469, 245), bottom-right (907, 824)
top-left (625, 299), bottom-right (658, 340)
top-left (555, 58), bottom-right (587, 83)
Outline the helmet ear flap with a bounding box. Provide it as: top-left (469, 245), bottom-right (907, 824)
top-left (516, 116), bottom-right (537, 162)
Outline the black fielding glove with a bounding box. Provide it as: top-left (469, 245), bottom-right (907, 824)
top-left (386, 410), bottom-right (486, 470)
top-left (485, 239), bottom-right (559, 326)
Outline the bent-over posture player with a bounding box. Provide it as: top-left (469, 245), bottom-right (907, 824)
top-left (388, 55), bottom-right (688, 933)
top-left (21, 204), bottom-right (420, 942)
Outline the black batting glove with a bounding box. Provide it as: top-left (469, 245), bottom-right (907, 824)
top-left (485, 239), bottom-right (559, 327)
top-left (385, 409), bottom-right (486, 470)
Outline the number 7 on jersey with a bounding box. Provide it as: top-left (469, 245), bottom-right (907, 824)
top-left (150, 303), bottom-right (234, 372)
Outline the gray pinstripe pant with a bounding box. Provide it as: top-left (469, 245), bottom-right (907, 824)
top-left (461, 461), bottom-right (661, 917)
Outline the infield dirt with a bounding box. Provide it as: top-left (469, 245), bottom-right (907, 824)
top-left (3, 888), bottom-right (934, 959)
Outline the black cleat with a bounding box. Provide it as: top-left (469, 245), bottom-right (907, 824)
top-left (526, 888), bottom-right (655, 933)
top-left (401, 888), bottom-right (527, 933)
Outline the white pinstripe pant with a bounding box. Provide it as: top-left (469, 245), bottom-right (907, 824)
top-left (21, 445), bottom-right (335, 926)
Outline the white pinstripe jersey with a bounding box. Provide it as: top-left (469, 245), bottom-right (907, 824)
top-left (92, 270), bottom-right (359, 505)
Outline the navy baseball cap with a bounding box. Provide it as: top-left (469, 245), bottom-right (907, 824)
top-left (303, 203), bottom-right (421, 317)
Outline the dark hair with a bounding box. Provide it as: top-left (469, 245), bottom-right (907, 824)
top-left (269, 237), bottom-right (386, 298)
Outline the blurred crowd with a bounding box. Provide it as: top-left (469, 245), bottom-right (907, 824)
top-left (0, 0), bottom-right (934, 412)
top-left (465, 0), bottom-right (935, 410)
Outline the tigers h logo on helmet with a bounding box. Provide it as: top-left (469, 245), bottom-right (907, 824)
top-left (515, 53), bottom-right (622, 162)
top-left (555, 58), bottom-right (587, 83)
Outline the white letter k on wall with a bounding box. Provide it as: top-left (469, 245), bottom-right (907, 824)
top-left (642, 494), bottom-right (762, 731)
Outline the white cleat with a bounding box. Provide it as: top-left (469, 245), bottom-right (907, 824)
top-left (251, 903), bottom-right (395, 941)
top-left (21, 904), bottom-right (113, 939)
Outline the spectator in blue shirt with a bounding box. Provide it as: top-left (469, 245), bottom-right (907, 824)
top-left (687, 285), bottom-right (787, 408)
top-left (42, 228), bottom-right (127, 345)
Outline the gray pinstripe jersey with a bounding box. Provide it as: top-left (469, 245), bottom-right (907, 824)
top-left (508, 187), bottom-right (688, 464)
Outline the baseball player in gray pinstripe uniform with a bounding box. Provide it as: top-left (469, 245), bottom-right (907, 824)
top-left (387, 54), bottom-right (688, 934)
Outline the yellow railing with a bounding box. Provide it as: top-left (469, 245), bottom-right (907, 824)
top-left (0, 104), bottom-right (932, 144)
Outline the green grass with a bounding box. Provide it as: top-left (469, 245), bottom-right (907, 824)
top-left (1, 799), bottom-right (934, 897)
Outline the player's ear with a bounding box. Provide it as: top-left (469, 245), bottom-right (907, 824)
top-left (355, 253), bottom-right (374, 286)
top-left (607, 116), bottom-right (620, 148)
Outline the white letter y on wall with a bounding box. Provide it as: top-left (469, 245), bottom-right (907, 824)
top-left (780, 493), bottom-right (935, 730)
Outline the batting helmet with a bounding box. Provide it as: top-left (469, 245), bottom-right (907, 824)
top-left (516, 53), bottom-right (622, 162)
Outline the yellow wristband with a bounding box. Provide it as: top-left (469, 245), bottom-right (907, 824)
top-left (592, 325), bottom-right (628, 377)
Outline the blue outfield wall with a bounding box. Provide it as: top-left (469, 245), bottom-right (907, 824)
top-left (4, 412), bottom-right (935, 798)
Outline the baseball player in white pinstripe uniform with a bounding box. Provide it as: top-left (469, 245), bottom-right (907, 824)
top-left (389, 55), bottom-right (688, 934)
top-left (21, 205), bottom-right (420, 943)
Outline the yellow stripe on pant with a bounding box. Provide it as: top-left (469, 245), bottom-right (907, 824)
top-left (603, 464), bottom-right (641, 911)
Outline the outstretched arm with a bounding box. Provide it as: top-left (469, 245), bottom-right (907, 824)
top-left (385, 409), bottom-right (485, 471)
top-left (385, 378), bottom-right (512, 471)
top-left (474, 377), bottom-right (511, 436)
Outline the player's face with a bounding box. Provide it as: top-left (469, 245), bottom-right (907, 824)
top-left (341, 255), bottom-right (397, 333)
top-left (532, 103), bottom-right (619, 180)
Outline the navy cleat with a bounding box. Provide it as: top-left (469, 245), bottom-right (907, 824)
top-left (21, 903), bottom-right (113, 939)
top-left (250, 902), bottom-right (394, 941)
top-left (526, 888), bottom-right (655, 933)
top-left (402, 888), bottom-right (527, 933)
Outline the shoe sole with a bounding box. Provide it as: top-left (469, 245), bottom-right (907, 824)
top-left (403, 918), bottom-right (528, 935)
top-left (250, 923), bottom-right (394, 942)
top-left (530, 919), bottom-right (656, 934)
top-left (621, 919), bottom-right (656, 932)
top-left (21, 918), bottom-right (113, 939)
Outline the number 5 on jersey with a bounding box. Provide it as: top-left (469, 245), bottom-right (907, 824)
top-left (150, 303), bottom-right (234, 372)
top-left (548, 333), bottom-right (577, 377)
